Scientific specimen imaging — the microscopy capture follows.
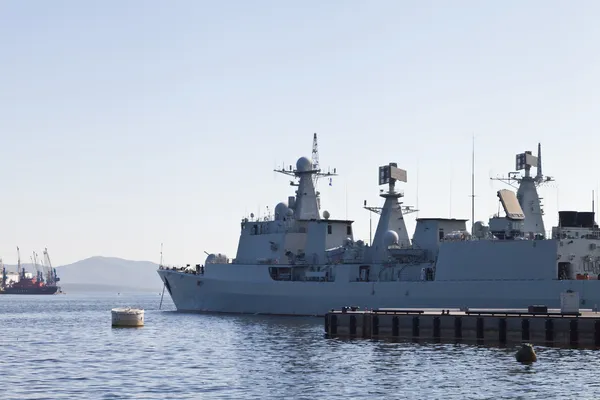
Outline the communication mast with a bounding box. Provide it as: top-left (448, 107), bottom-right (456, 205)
top-left (491, 143), bottom-right (553, 189)
top-left (490, 143), bottom-right (552, 237)
top-left (312, 133), bottom-right (320, 186)
top-left (363, 164), bottom-right (417, 246)
top-left (274, 133), bottom-right (337, 212)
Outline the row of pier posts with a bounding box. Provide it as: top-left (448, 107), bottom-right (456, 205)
top-left (325, 310), bottom-right (600, 348)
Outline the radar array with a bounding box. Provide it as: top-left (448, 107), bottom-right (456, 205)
top-left (491, 143), bottom-right (554, 188)
top-left (364, 163), bottom-right (418, 216)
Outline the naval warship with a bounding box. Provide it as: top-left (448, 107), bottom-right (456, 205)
top-left (158, 140), bottom-right (600, 315)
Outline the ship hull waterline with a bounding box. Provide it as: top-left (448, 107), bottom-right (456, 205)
top-left (158, 269), bottom-right (600, 316)
top-left (0, 286), bottom-right (59, 295)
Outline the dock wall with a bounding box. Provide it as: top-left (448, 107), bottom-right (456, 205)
top-left (325, 309), bottom-right (600, 348)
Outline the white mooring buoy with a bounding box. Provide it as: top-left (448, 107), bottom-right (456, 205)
top-left (111, 307), bottom-right (144, 327)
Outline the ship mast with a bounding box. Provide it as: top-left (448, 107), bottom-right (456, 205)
top-left (274, 133), bottom-right (337, 220)
top-left (490, 143), bottom-right (553, 237)
top-left (311, 133), bottom-right (320, 187)
top-left (471, 134), bottom-right (475, 235)
top-left (365, 163), bottom-right (412, 260)
top-left (160, 243), bottom-right (163, 267)
top-left (17, 246), bottom-right (22, 278)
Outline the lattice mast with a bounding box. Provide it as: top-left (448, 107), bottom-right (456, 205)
top-left (311, 133), bottom-right (319, 187)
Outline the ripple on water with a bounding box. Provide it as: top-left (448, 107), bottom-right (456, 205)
top-left (0, 293), bottom-right (598, 399)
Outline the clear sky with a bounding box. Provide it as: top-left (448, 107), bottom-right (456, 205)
top-left (1, 0), bottom-right (600, 266)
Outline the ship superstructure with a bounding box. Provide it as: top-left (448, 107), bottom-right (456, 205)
top-left (158, 139), bottom-right (600, 315)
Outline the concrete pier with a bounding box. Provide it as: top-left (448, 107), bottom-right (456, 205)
top-left (324, 307), bottom-right (600, 348)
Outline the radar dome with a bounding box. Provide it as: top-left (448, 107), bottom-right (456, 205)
top-left (296, 156), bottom-right (312, 172)
top-left (323, 210), bottom-right (330, 219)
top-left (275, 202), bottom-right (288, 220)
top-left (286, 208), bottom-right (294, 217)
top-left (383, 230), bottom-right (399, 247)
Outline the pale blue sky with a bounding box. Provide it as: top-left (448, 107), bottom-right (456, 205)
top-left (1, 1), bottom-right (599, 265)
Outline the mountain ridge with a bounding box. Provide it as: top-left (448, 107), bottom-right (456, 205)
top-left (2, 256), bottom-right (163, 290)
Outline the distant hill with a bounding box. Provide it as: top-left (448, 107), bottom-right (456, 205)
top-left (56, 256), bottom-right (161, 290)
top-left (3, 256), bottom-right (162, 291)
top-left (2, 263), bottom-right (35, 273)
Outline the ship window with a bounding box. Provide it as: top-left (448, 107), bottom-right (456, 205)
top-left (346, 225), bottom-right (352, 235)
top-left (327, 225), bottom-right (332, 234)
top-left (438, 229), bottom-right (444, 241)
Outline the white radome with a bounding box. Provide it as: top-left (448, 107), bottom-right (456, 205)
top-left (383, 230), bottom-right (399, 246)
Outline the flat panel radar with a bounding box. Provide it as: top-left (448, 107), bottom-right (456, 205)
top-left (515, 152), bottom-right (538, 171)
top-left (379, 163), bottom-right (407, 185)
top-left (390, 166), bottom-right (407, 183)
top-left (497, 189), bottom-right (525, 220)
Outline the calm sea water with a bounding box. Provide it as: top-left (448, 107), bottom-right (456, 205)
top-left (1, 291), bottom-right (599, 399)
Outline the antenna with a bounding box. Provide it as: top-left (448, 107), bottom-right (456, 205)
top-left (366, 200), bottom-right (372, 245)
top-left (312, 133), bottom-right (320, 186)
top-left (16, 246), bottom-right (21, 276)
top-left (160, 243), bottom-right (163, 267)
top-left (416, 158), bottom-right (419, 219)
top-left (449, 169), bottom-right (453, 218)
top-left (471, 134), bottom-right (475, 234)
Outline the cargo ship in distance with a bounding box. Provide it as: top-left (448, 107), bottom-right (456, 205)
top-left (1, 247), bottom-right (61, 295)
top-left (158, 138), bottom-right (600, 316)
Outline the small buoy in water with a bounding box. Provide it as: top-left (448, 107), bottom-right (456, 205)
top-left (515, 343), bottom-right (537, 363)
top-left (111, 307), bottom-right (144, 328)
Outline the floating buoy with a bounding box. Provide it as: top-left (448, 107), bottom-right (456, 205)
top-left (111, 307), bottom-right (144, 327)
top-left (515, 343), bottom-right (537, 363)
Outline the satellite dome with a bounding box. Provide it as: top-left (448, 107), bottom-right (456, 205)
top-left (286, 208), bottom-right (294, 217)
top-left (323, 210), bottom-right (330, 219)
top-left (275, 202), bottom-right (288, 220)
top-left (296, 156), bottom-right (312, 172)
top-left (383, 230), bottom-right (399, 247)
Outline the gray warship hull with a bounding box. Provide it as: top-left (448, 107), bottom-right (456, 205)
top-left (157, 141), bottom-right (600, 316)
top-left (158, 268), bottom-right (600, 316)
